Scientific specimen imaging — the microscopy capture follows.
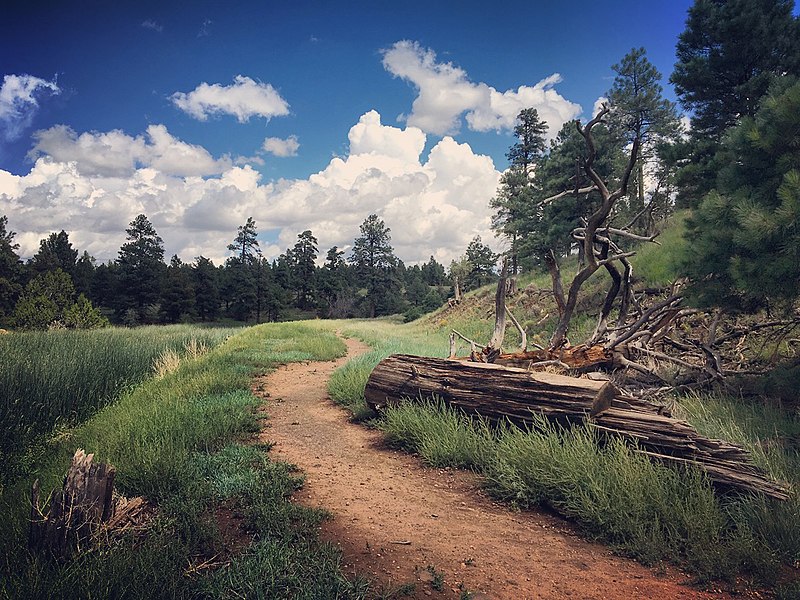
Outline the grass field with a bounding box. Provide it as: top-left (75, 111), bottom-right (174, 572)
top-left (0, 322), bottom-right (368, 600)
top-left (0, 325), bottom-right (240, 489)
top-left (326, 319), bottom-right (800, 589)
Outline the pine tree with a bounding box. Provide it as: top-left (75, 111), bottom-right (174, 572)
top-left (292, 230), bottom-right (318, 309)
top-left (193, 256), bottom-right (220, 322)
top-left (161, 255), bottom-right (195, 323)
top-left (0, 216), bottom-right (23, 324)
top-left (227, 217), bottom-right (260, 264)
top-left (492, 108), bottom-right (548, 273)
top-left (116, 214), bottom-right (166, 320)
top-left (670, 0), bottom-right (800, 205)
top-left (29, 230), bottom-right (78, 277)
top-left (349, 214), bottom-right (398, 318)
top-left (464, 236), bottom-right (497, 290)
top-left (683, 78), bottom-right (800, 309)
top-left (607, 47), bottom-right (680, 228)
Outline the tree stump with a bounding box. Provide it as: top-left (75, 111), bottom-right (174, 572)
top-left (29, 449), bottom-right (116, 560)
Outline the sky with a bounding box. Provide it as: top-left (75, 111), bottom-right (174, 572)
top-left (0, 0), bottom-right (698, 266)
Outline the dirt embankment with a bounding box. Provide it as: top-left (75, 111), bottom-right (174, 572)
top-left (254, 337), bottom-right (734, 600)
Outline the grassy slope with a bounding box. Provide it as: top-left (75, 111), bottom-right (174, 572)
top-left (1, 322), bottom-right (367, 600)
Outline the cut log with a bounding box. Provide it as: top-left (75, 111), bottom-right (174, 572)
top-left (365, 354), bottom-right (790, 500)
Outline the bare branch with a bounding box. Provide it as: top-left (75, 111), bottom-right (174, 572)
top-left (505, 306), bottom-right (527, 351)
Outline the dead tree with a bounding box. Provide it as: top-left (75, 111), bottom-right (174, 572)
top-left (546, 106), bottom-right (640, 350)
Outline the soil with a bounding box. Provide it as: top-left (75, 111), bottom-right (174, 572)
top-left (253, 336), bottom-right (738, 600)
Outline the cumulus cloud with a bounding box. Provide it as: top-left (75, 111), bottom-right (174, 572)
top-left (262, 135), bottom-right (299, 157)
top-left (382, 41), bottom-right (581, 137)
top-left (171, 75), bottom-right (289, 122)
top-left (28, 124), bottom-right (231, 177)
top-left (592, 96), bottom-right (608, 117)
top-left (1, 112), bottom-right (500, 266)
top-left (0, 74), bottom-right (60, 142)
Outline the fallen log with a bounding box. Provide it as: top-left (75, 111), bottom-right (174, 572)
top-left (365, 354), bottom-right (790, 501)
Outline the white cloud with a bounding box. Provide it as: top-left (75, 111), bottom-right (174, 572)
top-left (262, 135), bottom-right (299, 157)
top-left (141, 20), bottom-right (163, 33)
top-left (592, 96), bottom-right (608, 117)
top-left (171, 75), bottom-right (289, 122)
top-left (382, 40), bottom-right (581, 137)
top-left (28, 124), bottom-right (231, 177)
top-left (0, 74), bottom-right (60, 142)
top-left (1, 112), bottom-right (501, 266)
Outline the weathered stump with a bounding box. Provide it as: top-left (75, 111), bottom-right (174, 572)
top-left (29, 449), bottom-right (117, 559)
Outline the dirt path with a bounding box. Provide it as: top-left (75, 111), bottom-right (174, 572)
top-left (254, 337), bottom-right (732, 600)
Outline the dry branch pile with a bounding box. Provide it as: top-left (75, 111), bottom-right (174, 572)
top-left (365, 354), bottom-right (790, 500)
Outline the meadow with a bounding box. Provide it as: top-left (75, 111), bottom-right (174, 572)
top-left (0, 322), bottom-right (368, 599)
top-left (0, 325), bottom-right (240, 489)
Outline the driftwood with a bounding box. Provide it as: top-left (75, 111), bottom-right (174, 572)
top-left (29, 449), bottom-right (148, 559)
top-left (365, 354), bottom-right (789, 500)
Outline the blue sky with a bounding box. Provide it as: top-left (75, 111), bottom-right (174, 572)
top-left (1, 0), bottom-right (698, 264)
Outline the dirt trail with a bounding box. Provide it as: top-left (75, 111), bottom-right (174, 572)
top-left (254, 337), bottom-right (731, 600)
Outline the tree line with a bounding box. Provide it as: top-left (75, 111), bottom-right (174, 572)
top-left (0, 211), bottom-right (498, 329)
top-left (491, 0), bottom-right (800, 314)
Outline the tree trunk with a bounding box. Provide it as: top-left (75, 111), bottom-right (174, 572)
top-left (365, 355), bottom-right (789, 500)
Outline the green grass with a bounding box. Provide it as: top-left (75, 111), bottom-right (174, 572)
top-left (0, 324), bottom-right (239, 488)
top-left (380, 400), bottom-right (788, 583)
top-left (630, 212), bottom-right (688, 287)
top-left (0, 322), bottom-right (365, 599)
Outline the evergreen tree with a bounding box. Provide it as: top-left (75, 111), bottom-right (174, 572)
top-left (464, 236), bottom-right (497, 290)
top-left (63, 294), bottom-right (109, 329)
top-left (29, 230), bottom-right (78, 277)
top-left (521, 120), bottom-right (622, 264)
top-left (0, 216), bottom-right (23, 324)
top-left (225, 218), bottom-right (262, 321)
top-left (670, 0), bottom-right (800, 205)
top-left (12, 269), bottom-right (75, 329)
top-left (420, 255), bottom-right (446, 286)
top-left (72, 251), bottom-right (96, 297)
top-left (683, 78), bottom-right (800, 309)
top-left (492, 108), bottom-right (548, 273)
top-left (116, 214), bottom-right (166, 320)
top-left (227, 217), bottom-right (260, 264)
top-left (506, 107), bottom-right (548, 175)
top-left (90, 261), bottom-right (118, 313)
top-left (607, 47), bottom-right (681, 227)
top-left (318, 246), bottom-right (351, 317)
top-left (349, 214), bottom-right (399, 318)
top-left (292, 230), bottom-right (318, 309)
top-left (193, 256), bottom-right (220, 322)
top-left (672, 0), bottom-right (799, 140)
top-left (161, 255), bottom-right (195, 323)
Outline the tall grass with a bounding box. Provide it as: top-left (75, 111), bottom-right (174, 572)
top-left (1, 322), bottom-right (364, 599)
top-left (380, 401), bottom-right (785, 583)
top-left (0, 325), bottom-right (238, 488)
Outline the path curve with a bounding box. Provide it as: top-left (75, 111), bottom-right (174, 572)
top-left (254, 336), bottom-right (731, 599)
